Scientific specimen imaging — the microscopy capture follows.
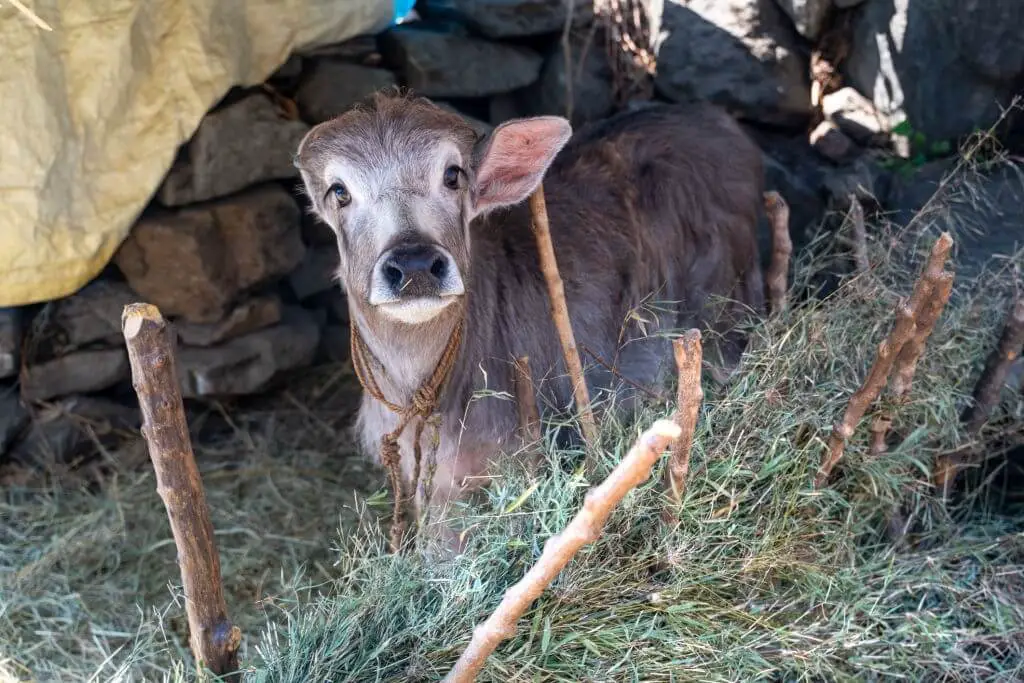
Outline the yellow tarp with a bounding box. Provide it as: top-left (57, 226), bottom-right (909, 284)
top-left (0, 0), bottom-right (392, 307)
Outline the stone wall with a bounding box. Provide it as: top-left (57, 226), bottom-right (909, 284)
top-left (2, 0), bottom-right (1021, 469)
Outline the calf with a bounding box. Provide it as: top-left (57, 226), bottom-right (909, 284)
top-left (296, 89), bottom-right (765, 550)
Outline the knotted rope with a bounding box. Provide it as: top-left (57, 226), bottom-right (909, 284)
top-left (349, 312), bottom-right (464, 552)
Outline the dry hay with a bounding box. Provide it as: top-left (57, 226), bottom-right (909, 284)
top-left (2, 148), bottom-right (1024, 682)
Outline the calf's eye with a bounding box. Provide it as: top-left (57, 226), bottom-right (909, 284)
top-left (443, 165), bottom-right (462, 190)
top-left (328, 182), bottom-right (351, 207)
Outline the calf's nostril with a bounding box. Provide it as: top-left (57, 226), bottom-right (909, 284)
top-left (384, 264), bottom-right (404, 290)
top-left (429, 255), bottom-right (446, 281)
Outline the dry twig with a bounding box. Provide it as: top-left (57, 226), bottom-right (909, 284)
top-left (512, 355), bottom-right (542, 445)
top-left (961, 297), bottom-right (1024, 434)
top-left (764, 191), bottom-right (793, 315)
top-left (890, 234), bottom-right (955, 399)
top-left (442, 418), bottom-right (681, 683)
top-left (870, 234), bottom-right (955, 457)
top-left (815, 300), bottom-right (916, 488)
top-left (848, 197), bottom-right (869, 275)
top-left (121, 304), bottom-right (241, 681)
top-left (663, 330), bottom-right (703, 513)
top-left (529, 186), bottom-right (599, 458)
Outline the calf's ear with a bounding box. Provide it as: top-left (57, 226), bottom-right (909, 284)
top-left (470, 116), bottom-right (572, 218)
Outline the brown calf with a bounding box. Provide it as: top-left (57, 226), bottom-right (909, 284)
top-left (296, 89), bottom-right (765, 551)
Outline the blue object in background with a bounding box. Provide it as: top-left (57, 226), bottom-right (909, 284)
top-left (393, 0), bottom-right (416, 23)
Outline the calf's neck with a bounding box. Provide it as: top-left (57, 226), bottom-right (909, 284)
top-left (296, 89), bottom-right (766, 549)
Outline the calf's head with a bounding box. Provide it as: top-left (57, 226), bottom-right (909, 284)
top-left (296, 91), bottom-right (572, 326)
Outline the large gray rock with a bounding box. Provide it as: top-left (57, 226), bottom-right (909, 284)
top-left (844, 0), bottom-right (1024, 144)
top-left (746, 126), bottom-right (829, 248)
top-left (505, 30), bottom-right (616, 126)
top-left (158, 93), bottom-right (310, 206)
top-left (0, 308), bottom-right (20, 379)
top-left (655, 0), bottom-right (811, 126)
top-left (21, 348), bottom-right (130, 402)
top-left (116, 185), bottom-right (305, 324)
top-left (380, 27), bottom-right (543, 97)
top-left (177, 307), bottom-right (321, 398)
top-left (175, 295), bottom-right (283, 347)
top-left (435, 103), bottom-right (493, 136)
top-left (295, 60), bottom-right (397, 124)
top-left (774, 0), bottom-right (831, 40)
top-left (47, 280), bottom-right (138, 353)
top-left (422, 0), bottom-right (577, 38)
top-left (886, 160), bottom-right (1024, 282)
top-left (8, 395), bottom-right (140, 468)
top-left (288, 247), bottom-right (341, 301)
top-left (822, 87), bottom-right (888, 145)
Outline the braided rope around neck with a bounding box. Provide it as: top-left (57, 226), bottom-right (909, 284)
top-left (349, 310), bottom-right (465, 553)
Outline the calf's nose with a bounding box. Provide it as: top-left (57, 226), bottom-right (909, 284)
top-left (382, 244), bottom-right (448, 293)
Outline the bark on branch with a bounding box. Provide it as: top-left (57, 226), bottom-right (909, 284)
top-left (122, 303), bottom-right (241, 681)
top-left (962, 297), bottom-right (1024, 434)
top-left (889, 233), bottom-right (954, 399)
top-left (529, 185), bottom-right (599, 458)
top-left (936, 297), bottom-right (1024, 494)
top-left (764, 191), bottom-right (793, 315)
top-left (848, 196), bottom-right (869, 275)
top-left (442, 418), bottom-right (682, 683)
top-left (663, 329), bottom-right (703, 514)
top-left (815, 300), bottom-right (917, 488)
top-left (871, 234), bottom-right (955, 457)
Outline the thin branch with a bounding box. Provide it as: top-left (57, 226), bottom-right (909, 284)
top-left (442, 419), bottom-right (682, 683)
top-left (764, 191), bottom-right (792, 315)
top-left (848, 196), bottom-right (869, 274)
top-left (663, 329), bottom-right (703, 513)
top-left (962, 296), bottom-right (1024, 434)
top-left (512, 355), bottom-right (542, 445)
top-left (934, 296), bottom-right (1024, 496)
top-left (121, 304), bottom-right (241, 681)
top-left (529, 185), bottom-right (599, 459)
top-left (871, 234), bottom-right (954, 457)
top-left (815, 300), bottom-right (916, 488)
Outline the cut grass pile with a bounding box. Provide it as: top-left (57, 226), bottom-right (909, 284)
top-left (1, 152), bottom-right (1023, 682)
top-left (248, 217), bottom-right (1024, 682)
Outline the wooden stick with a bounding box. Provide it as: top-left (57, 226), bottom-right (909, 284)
top-left (962, 296), bottom-right (1024, 433)
top-left (663, 330), bottom-right (703, 513)
top-left (442, 419), bottom-right (682, 683)
top-left (122, 303), bottom-right (241, 681)
top-left (815, 300), bottom-right (916, 488)
top-left (764, 191), bottom-right (793, 315)
top-left (889, 234), bottom-right (954, 399)
top-left (529, 186), bottom-right (599, 456)
top-left (512, 355), bottom-right (542, 445)
top-left (870, 235), bottom-right (955, 458)
top-left (848, 196), bottom-right (869, 275)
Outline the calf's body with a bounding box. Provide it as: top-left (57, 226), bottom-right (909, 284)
top-left (296, 91), bottom-right (765, 548)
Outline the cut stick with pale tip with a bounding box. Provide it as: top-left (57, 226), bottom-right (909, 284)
top-left (122, 303), bottom-right (241, 681)
top-left (442, 418), bottom-right (682, 683)
top-left (529, 185), bottom-right (599, 459)
top-left (815, 300), bottom-right (916, 488)
top-left (764, 191), bottom-right (793, 315)
top-left (663, 329), bottom-right (703, 514)
top-left (962, 297), bottom-right (1024, 434)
